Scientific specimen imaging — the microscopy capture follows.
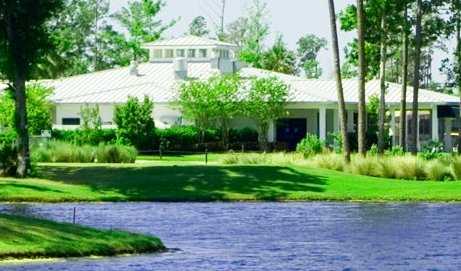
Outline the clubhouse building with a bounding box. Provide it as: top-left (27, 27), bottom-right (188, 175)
top-left (27, 36), bottom-right (461, 150)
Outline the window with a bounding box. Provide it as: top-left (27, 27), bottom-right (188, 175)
top-left (188, 49), bottom-right (196, 58)
top-left (62, 118), bottom-right (80, 125)
top-left (220, 49), bottom-right (229, 59)
top-left (165, 49), bottom-right (174, 58)
top-left (198, 49), bottom-right (208, 58)
top-left (176, 49), bottom-right (185, 57)
top-left (152, 49), bottom-right (163, 58)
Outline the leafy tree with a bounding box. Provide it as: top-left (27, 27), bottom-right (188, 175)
top-left (188, 16), bottom-right (209, 37)
top-left (80, 104), bottom-right (102, 130)
top-left (226, 0), bottom-right (269, 67)
top-left (244, 77), bottom-right (289, 151)
top-left (178, 80), bottom-right (215, 143)
top-left (37, 0), bottom-right (111, 78)
top-left (296, 34), bottom-right (328, 79)
top-left (0, 84), bottom-right (53, 135)
top-left (113, 0), bottom-right (176, 62)
top-left (0, 0), bottom-right (63, 177)
top-left (261, 35), bottom-right (297, 75)
top-left (114, 96), bottom-right (156, 149)
top-left (178, 74), bottom-right (242, 147)
top-left (328, 0), bottom-right (351, 163)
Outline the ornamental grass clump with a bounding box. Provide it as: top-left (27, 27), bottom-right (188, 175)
top-left (311, 153), bottom-right (345, 171)
top-left (450, 157), bottom-right (461, 180)
top-left (96, 144), bottom-right (137, 163)
top-left (32, 141), bottom-right (136, 163)
top-left (424, 160), bottom-right (454, 181)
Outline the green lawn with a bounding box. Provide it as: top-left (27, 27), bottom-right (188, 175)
top-left (0, 214), bottom-right (164, 260)
top-left (1, 155), bottom-right (461, 202)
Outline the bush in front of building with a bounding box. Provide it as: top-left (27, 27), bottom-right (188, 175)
top-left (0, 130), bottom-right (17, 176)
top-left (31, 141), bottom-right (137, 163)
top-left (52, 129), bottom-right (117, 146)
top-left (114, 96), bottom-right (156, 150)
top-left (296, 134), bottom-right (325, 158)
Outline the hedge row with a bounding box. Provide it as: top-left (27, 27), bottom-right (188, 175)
top-left (51, 126), bottom-right (259, 151)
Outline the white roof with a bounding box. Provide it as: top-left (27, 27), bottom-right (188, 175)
top-left (144, 35), bottom-right (237, 48)
top-left (2, 61), bottom-right (457, 106)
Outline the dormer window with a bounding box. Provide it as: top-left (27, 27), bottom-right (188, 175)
top-left (165, 49), bottom-right (174, 58)
top-left (176, 49), bottom-right (185, 57)
top-left (188, 49), bottom-right (196, 58)
top-left (199, 49), bottom-right (208, 58)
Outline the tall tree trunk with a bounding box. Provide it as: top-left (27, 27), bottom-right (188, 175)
top-left (400, 5), bottom-right (409, 151)
top-left (5, 9), bottom-right (31, 177)
top-left (410, 0), bottom-right (423, 155)
top-left (328, 0), bottom-right (351, 163)
top-left (356, 0), bottom-right (367, 156)
top-left (378, 15), bottom-right (387, 154)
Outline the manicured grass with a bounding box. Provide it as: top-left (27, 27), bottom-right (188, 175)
top-left (1, 154), bottom-right (461, 202)
top-left (0, 214), bottom-right (164, 260)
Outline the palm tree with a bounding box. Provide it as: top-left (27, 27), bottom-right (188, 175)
top-left (400, 4), bottom-right (409, 151)
top-left (328, 0), bottom-right (351, 163)
top-left (356, 0), bottom-right (367, 156)
top-left (378, 11), bottom-right (388, 154)
top-left (410, 0), bottom-right (423, 155)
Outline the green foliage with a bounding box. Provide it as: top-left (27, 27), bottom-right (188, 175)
top-left (296, 134), bottom-right (325, 158)
top-left (96, 143), bottom-right (137, 163)
top-left (113, 0), bottom-right (176, 61)
top-left (0, 84), bottom-right (53, 135)
top-left (244, 76), bottom-right (289, 150)
top-left (420, 140), bottom-right (445, 160)
top-left (188, 16), bottom-right (209, 37)
top-left (296, 34), bottom-right (328, 78)
top-left (261, 35), bottom-right (297, 75)
top-left (52, 129), bottom-right (117, 146)
top-left (0, 130), bottom-right (17, 176)
top-left (80, 104), bottom-right (102, 130)
top-left (156, 126), bottom-right (220, 150)
top-left (114, 96), bottom-right (156, 150)
top-left (229, 127), bottom-right (259, 143)
top-left (228, 0), bottom-right (269, 67)
top-left (387, 146), bottom-right (405, 156)
top-left (32, 141), bottom-right (137, 163)
top-left (178, 74), bottom-right (242, 146)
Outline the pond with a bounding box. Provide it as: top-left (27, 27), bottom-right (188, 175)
top-left (1, 202), bottom-right (461, 271)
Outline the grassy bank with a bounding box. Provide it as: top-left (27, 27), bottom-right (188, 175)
top-left (1, 154), bottom-right (461, 202)
top-left (0, 214), bottom-right (164, 260)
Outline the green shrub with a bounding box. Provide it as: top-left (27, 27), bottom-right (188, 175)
top-left (347, 156), bottom-right (382, 177)
top-left (96, 144), bottom-right (137, 163)
top-left (32, 141), bottom-right (136, 164)
top-left (157, 126), bottom-right (220, 150)
top-left (387, 146), bottom-right (405, 156)
top-left (296, 134), bottom-right (325, 158)
top-left (229, 127), bottom-right (259, 143)
top-left (0, 130), bottom-right (17, 176)
top-left (52, 129), bottom-right (117, 146)
top-left (420, 140), bottom-right (445, 160)
top-left (114, 96), bottom-right (156, 150)
top-left (368, 144), bottom-right (378, 156)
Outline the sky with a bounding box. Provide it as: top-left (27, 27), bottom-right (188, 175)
top-left (109, 0), bottom-right (449, 82)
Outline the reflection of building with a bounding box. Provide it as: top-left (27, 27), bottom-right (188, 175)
top-left (12, 36), bottom-right (461, 151)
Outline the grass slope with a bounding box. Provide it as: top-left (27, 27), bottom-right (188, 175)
top-left (0, 214), bottom-right (164, 260)
top-left (1, 155), bottom-right (461, 202)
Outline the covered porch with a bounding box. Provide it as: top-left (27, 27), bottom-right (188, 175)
top-left (274, 103), bottom-right (460, 151)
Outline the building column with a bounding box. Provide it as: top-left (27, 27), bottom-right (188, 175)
top-left (390, 109), bottom-right (396, 146)
top-left (333, 109), bottom-right (339, 133)
top-left (347, 110), bottom-right (355, 133)
top-left (319, 106), bottom-right (327, 140)
top-left (432, 104), bottom-right (439, 142)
